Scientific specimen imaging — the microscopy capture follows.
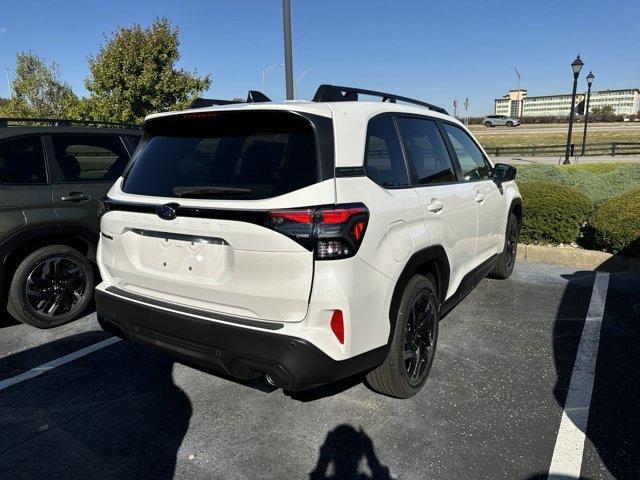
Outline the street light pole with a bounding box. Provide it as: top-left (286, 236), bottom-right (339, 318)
top-left (563, 55), bottom-right (584, 164)
top-left (282, 0), bottom-right (294, 100)
top-left (581, 71), bottom-right (595, 156)
top-left (262, 63), bottom-right (284, 92)
top-left (511, 66), bottom-right (521, 117)
top-left (295, 68), bottom-right (311, 99)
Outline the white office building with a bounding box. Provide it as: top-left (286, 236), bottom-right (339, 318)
top-left (494, 88), bottom-right (640, 117)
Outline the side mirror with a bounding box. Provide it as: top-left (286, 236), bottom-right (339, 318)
top-left (492, 163), bottom-right (516, 185)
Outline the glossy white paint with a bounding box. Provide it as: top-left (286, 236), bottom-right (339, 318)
top-left (97, 100), bottom-right (521, 363)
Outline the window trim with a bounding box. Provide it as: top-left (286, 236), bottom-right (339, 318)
top-left (44, 132), bottom-right (132, 185)
top-left (0, 134), bottom-right (49, 186)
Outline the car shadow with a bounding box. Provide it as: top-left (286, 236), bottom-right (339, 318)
top-left (0, 333), bottom-right (192, 479)
top-left (548, 246), bottom-right (640, 479)
top-left (309, 424), bottom-right (394, 480)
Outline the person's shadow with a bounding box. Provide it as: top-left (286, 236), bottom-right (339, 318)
top-left (309, 424), bottom-right (393, 480)
top-left (0, 332), bottom-right (191, 479)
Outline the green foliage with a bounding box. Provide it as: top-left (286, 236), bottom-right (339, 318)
top-left (591, 105), bottom-right (615, 115)
top-left (590, 188), bottom-right (640, 257)
top-left (574, 163), bottom-right (640, 205)
top-left (0, 52), bottom-right (79, 118)
top-left (85, 18), bottom-right (211, 123)
top-left (518, 182), bottom-right (593, 245)
top-left (516, 162), bottom-right (640, 205)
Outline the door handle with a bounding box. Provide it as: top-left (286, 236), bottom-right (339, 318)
top-left (426, 199), bottom-right (444, 214)
top-left (473, 190), bottom-right (485, 204)
top-left (61, 192), bottom-right (91, 203)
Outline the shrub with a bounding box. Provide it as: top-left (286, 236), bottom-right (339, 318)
top-left (573, 163), bottom-right (640, 205)
top-left (590, 188), bottom-right (640, 257)
top-left (518, 182), bottom-right (593, 245)
top-left (516, 164), bottom-right (576, 184)
top-left (516, 162), bottom-right (640, 205)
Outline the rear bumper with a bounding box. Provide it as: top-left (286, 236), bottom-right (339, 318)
top-left (95, 288), bottom-right (388, 391)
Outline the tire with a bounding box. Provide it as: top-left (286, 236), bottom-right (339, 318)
top-left (490, 213), bottom-right (519, 280)
top-left (7, 245), bottom-right (95, 328)
top-left (506, 121), bottom-right (514, 127)
top-left (366, 274), bottom-right (439, 398)
top-left (484, 121), bottom-right (493, 127)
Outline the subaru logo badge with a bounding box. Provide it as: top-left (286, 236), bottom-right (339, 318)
top-left (156, 203), bottom-right (178, 220)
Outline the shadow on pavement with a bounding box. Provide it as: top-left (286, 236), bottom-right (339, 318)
top-left (549, 250), bottom-right (640, 479)
top-left (0, 334), bottom-right (191, 480)
top-left (309, 424), bottom-right (393, 480)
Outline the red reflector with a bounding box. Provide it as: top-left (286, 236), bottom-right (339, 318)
top-left (330, 310), bottom-right (345, 344)
top-left (268, 209), bottom-right (313, 224)
top-left (320, 208), bottom-right (365, 224)
top-left (351, 220), bottom-right (366, 241)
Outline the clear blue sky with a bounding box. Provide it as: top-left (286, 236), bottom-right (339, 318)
top-left (0, 0), bottom-right (638, 116)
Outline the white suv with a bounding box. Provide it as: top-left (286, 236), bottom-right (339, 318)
top-left (95, 85), bottom-right (521, 398)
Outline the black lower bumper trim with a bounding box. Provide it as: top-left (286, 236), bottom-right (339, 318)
top-left (95, 289), bottom-right (388, 391)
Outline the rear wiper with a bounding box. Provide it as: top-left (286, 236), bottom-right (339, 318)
top-left (172, 186), bottom-right (252, 197)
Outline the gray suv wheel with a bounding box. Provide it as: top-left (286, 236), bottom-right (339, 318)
top-left (7, 245), bottom-right (94, 328)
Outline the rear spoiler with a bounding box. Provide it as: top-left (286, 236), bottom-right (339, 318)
top-left (188, 90), bottom-right (271, 109)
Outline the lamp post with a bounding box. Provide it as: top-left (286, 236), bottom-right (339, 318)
top-left (563, 55), bottom-right (584, 164)
top-left (511, 66), bottom-right (521, 117)
top-left (262, 63), bottom-right (284, 92)
top-left (295, 68), bottom-right (311, 99)
top-left (282, 0), bottom-right (294, 100)
top-left (581, 71), bottom-right (595, 156)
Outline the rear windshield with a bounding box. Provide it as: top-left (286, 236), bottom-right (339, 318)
top-left (122, 110), bottom-right (322, 200)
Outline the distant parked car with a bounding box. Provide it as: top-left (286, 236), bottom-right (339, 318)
top-left (483, 115), bottom-right (520, 127)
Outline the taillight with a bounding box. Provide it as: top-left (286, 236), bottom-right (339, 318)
top-left (266, 203), bottom-right (368, 260)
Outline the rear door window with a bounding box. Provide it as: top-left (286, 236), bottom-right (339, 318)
top-left (364, 116), bottom-right (410, 188)
top-left (396, 117), bottom-right (456, 185)
top-left (50, 135), bottom-right (131, 182)
top-left (122, 111), bottom-right (322, 200)
top-left (0, 136), bottom-right (46, 184)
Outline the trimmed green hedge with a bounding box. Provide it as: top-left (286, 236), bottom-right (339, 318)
top-left (518, 182), bottom-right (593, 245)
top-left (517, 162), bottom-right (640, 205)
top-left (590, 188), bottom-right (640, 257)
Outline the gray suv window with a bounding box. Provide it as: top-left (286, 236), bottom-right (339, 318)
top-left (364, 117), bottom-right (409, 188)
top-left (0, 136), bottom-right (46, 184)
top-left (442, 124), bottom-right (491, 181)
top-left (51, 135), bottom-right (130, 182)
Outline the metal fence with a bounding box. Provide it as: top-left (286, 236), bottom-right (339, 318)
top-left (484, 142), bottom-right (640, 157)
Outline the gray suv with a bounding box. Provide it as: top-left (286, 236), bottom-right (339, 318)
top-left (482, 115), bottom-right (521, 127)
top-left (0, 118), bottom-right (140, 328)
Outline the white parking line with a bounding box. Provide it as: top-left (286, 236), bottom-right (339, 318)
top-left (0, 336), bottom-right (120, 392)
top-left (547, 271), bottom-right (610, 479)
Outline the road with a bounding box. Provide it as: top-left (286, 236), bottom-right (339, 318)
top-left (1, 261), bottom-right (638, 479)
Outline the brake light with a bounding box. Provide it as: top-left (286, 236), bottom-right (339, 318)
top-left (268, 209), bottom-right (314, 224)
top-left (330, 310), bottom-right (345, 344)
top-left (266, 204), bottom-right (368, 260)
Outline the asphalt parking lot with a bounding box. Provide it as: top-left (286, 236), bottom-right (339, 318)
top-left (1, 261), bottom-right (638, 480)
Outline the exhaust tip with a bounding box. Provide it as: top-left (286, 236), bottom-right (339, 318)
top-left (265, 373), bottom-right (277, 387)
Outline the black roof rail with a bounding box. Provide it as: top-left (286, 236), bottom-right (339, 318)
top-left (188, 90), bottom-right (272, 109)
top-left (0, 117), bottom-right (141, 129)
top-left (312, 84), bottom-right (449, 115)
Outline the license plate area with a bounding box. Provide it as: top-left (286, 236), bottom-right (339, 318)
top-left (131, 229), bottom-right (233, 281)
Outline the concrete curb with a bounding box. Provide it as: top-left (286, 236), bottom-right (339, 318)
top-left (516, 243), bottom-right (640, 272)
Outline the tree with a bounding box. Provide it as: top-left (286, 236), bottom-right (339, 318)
top-left (85, 18), bottom-right (211, 123)
top-left (591, 105), bottom-right (615, 115)
top-left (0, 52), bottom-right (79, 118)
